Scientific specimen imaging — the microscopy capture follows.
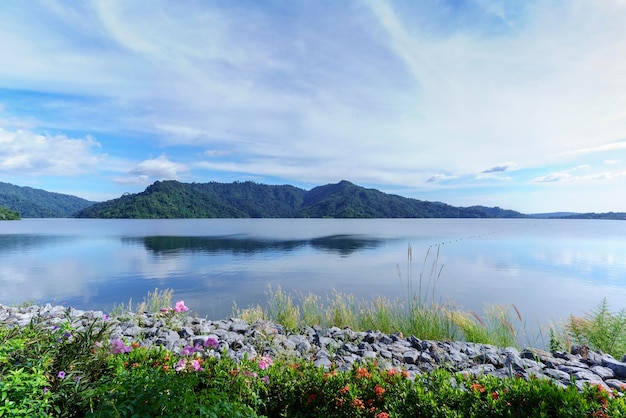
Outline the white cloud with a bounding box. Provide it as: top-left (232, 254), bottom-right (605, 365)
top-left (114, 155), bottom-right (189, 186)
top-left (0, 128), bottom-right (106, 175)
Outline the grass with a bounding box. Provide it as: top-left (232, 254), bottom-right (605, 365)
top-left (234, 246), bottom-right (526, 348)
top-left (0, 305), bottom-right (625, 417)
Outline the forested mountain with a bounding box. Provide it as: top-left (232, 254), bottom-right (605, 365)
top-left (75, 180), bottom-right (305, 218)
top-left (0, 182), bottom-right (94, 218)
top-left (75, 179), bottom-right (528, 219)
top-left (0, 206), bottom-right (20, 220)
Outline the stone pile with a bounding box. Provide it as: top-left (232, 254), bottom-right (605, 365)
top-left (2, 303), bottom-right (626, 392)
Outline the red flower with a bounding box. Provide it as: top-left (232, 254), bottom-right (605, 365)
top-left (491, 391), bottom-right (499, 400)
top-left (374, 384), bottom-right (386, 399)
top-left (351, 398), bottom-right (365, 410)
top-left (355, 367), bottom-right (372, 379)
top-left (471, 382), bottom-right (485, 393)
top-left (376, 413), bottom-right (390, 418)
top-left (339, 385), bottom-right (350, 394)
top-left (307, 394), bottom-right (317, 404)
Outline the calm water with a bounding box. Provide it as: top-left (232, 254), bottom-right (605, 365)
top-left (1, 218), bottom-right (625, 343)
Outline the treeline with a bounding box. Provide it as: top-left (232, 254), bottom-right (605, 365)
top-left (0, 181), bottom-right (94, 217)
top-left (0, 206), bottom-right (20, 220)
top-left (75, 180), bottom-right (529, 219)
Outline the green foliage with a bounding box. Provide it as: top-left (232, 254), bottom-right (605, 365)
top-left (74, 179), bottom-right (528, 219)
top-left (0, 312), bottom-right (112, 417)
top-left (0, 181), bottom-right (94, 218)
top-left (261, 361), bottom-right (625, 417)
top-left (0, 205), bottom-right (20, 220)
top-left (2, 303), bottom-right (626, 417)
top-left (565, 298), bottom-right (626, 358)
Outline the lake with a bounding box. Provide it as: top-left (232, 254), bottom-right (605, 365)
top-left (1, 218), bottom-right (625, 345)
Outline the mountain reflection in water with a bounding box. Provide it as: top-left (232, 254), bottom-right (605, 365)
top-left (124, 234), bottom-right (384, 257)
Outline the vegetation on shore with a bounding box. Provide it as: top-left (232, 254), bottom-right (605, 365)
top-left (0, 205), bottom-right (20, 220)
top-left (2, 293), bottom-right (626, 417)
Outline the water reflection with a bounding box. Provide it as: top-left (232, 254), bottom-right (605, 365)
top-left (124, 234), bottom-right (384, 256)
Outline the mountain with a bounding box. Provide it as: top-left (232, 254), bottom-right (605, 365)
top-left (75, 179), bottom-right (529, 219)
top-left (75, 180), bottom-right (305, 219)
top-left (0, 182), bottom-right (95, 218)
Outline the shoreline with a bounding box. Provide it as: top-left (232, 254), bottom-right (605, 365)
top-left (2, 303), bottom-right (626, 392)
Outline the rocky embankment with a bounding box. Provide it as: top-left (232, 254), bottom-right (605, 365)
top-left (2, 304), bottom-right (626, 392)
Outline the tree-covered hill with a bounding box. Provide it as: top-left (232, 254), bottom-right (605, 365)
top-left (75, 179), bottom-right (528, 219)
top-left (0, 182), bottom-right (95, 217)
top-left (0, 206), bottom-right (20, 220)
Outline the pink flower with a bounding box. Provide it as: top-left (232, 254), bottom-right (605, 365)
top-left (110, 339), bottom-right (132, 354)
top-left (190, 359), bottom-right (203, 371)
top-left (175, 359), bottom-right (186, 372)
top-left (57, 371), bottom-right (66, 379)
top-left (175, 300), bottom-right (189, 312)
top-left (258, 355), bottom-right (273, 370)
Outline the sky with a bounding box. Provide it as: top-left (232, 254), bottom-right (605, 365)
top-left (1, 0), bottom-right (626, 214)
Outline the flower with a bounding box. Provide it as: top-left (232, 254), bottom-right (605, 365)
top-left (376, 413), bottom-right (390, 418)
top-left (491, 391), bottom-right (499, 400)
top-left (57, 371), bottom-right (66, 379)
top-left (110, 339), bottom-right (132, 354)
top-left (355, 367), bottom-right (372, 379)
top-left (374, 384), bottom-right (386, 398)
top-left (261, 375), bottom-right (270, 384)
top-left (190, 359), bottom-right (204, 371)
top-left (180, 344), bottom-right (200, 356)
top-left (43, 387), bottom-right (50, 394)
top-left (175, 359), bottom-right (186, 372)
top-left (102, 314), bottom-right (110, 321)
top-left (307, 394), bottom-right (317, 404)
top-left (471, 382), bottom-right (485, 393)
top-left (351, 398), bottom-right (365, 410)
top-left (175, 300), bottom-right (189, 312)
top-left (258, 355), bottom-right (273, 370)
top-left (339, 385), bottom-right (350, 394)
top-left (204, 337), bottom-right (218, 349)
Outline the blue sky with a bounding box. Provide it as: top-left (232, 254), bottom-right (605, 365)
top-left (1, 0), bottom-right (626, 213)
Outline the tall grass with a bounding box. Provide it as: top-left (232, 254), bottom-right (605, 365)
top-left (564, 298), bottom-right (626, 358)
top-left (111, 288), bottom-right (174, 316)
top-left (234, 245), bottom-right (524, 347)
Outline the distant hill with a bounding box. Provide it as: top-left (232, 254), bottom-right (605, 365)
top-left (529, 212), bottom-right (580, 218)
top-left (75, 179), bottom-right (529, 219)
top-left (0, 182), bottom-right (95, 218)
top-left (559, 212), bottom-right (626, 220)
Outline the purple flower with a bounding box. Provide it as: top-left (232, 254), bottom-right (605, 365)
top-left (261, 376), bottom-right (270, 384)
top-left (204, 337), bottom-right (218, 349)
top-left (102, 314), bottom-right (110, 321)
top-left (57, 371), bottom-right (66, 379)
top-left (174, 300), bottom-right (189, 313)
top-left (180, 344), bottom-right (201, 356)
top-left (43, 387), bottom-right (50, 394)
top-left (110, 339), bottom-right (132, 354)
